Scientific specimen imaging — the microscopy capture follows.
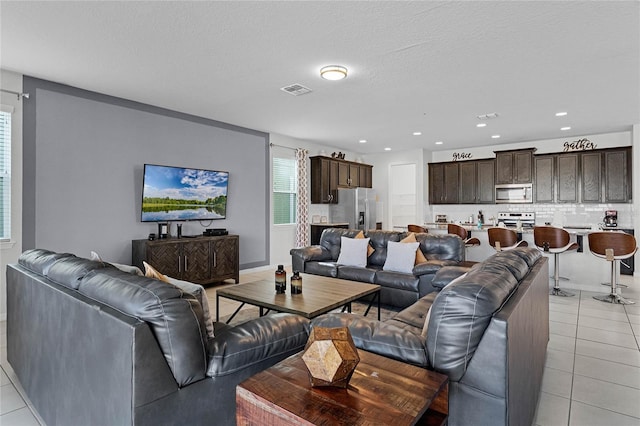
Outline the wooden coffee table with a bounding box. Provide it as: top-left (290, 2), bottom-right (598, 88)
top-left (236, 349), bottom-right (449, 425)
top-left (216, 274), bottom-right (381, 322)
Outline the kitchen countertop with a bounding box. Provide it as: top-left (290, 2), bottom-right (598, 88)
top-left (422, 223), bottom-right (631, 235)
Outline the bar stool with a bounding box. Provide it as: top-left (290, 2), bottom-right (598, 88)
top-left (448, 223), bottom-right (481, 268)
top-left (488, 227), bottom-right (528, 252)
top-left (533, 226), bottom-right (578, 297)
top-left (588, 231), bottom-right (637, 304)
top-left (407, 224), bottom-right (428, 233)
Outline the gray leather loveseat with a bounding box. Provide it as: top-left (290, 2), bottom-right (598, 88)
top-left (6, 249), bottom-right (310, 426)
top-left (291, 228), bottom-right (465, 308)
top-left (313, 248), bottom-right (550, 426)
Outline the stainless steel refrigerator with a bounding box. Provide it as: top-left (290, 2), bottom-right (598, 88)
top-left (329, 188), bottom-right (377, 231)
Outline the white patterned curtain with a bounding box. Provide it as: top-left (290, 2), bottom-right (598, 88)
top-left (295, 148), bottom-right (309, 247)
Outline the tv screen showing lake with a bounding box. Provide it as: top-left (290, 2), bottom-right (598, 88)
top-left (141, 164), bottom-right (228, 222)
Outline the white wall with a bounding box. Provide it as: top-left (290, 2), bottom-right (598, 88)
top-left (363, 149), bottom-right (428, 230)
top-left (0, 70), bottom-right (23, 320)
top-left (268, 133), bottom-right (358, 267)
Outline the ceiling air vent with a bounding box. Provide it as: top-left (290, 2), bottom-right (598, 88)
top-left (280, 83), bottom-right (312, 96)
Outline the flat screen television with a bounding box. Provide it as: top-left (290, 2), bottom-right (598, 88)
top-left (141, 164), bottom-right (229, 222)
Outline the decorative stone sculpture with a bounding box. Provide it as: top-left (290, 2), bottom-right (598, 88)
top-left (301, 327), bottom-right (360, 388)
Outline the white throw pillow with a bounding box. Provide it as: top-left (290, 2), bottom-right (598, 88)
top-left (383, 241), bottom-right (420, 274)
top-left (336, 236), bottom-right (370, 267)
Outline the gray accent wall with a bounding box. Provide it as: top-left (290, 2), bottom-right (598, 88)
top-left (23, 76), bottom-right (269, 268)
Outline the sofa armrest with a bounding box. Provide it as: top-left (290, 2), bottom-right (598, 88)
top-left (207, 313), bottom-right (310, 377)
top-left (412, 259), bottom-right (457, 277)
top-left (290, 246), bottom-right (332, 261)
top-left (312, 313), bottom-right (428, 368)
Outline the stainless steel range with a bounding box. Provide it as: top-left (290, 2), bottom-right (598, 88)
top-left (497, 212), bottom-right (536, 228)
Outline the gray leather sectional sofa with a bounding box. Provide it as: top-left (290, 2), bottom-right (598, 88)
top-left (290, 228), bottom-right (465, 308)
top-left (313, 248), bottom-right (550, 426)
top-left (6, 249), bottom-right (310, 426)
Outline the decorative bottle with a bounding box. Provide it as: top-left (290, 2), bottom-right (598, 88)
top-left (477, 210), bottom-right (484, 229)
top-left (275, 265), bottom-right (287, 294)
top-left (291, 271), bottom-right (302, 294)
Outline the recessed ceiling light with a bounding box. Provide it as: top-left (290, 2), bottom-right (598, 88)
top-left (560, 126), bottom-right (571, 131)
top-left (359, 139), bottom-right (367, 143)
top-left (476, 123), bottom-right (487, 128)
top-left (435, 141), bottom-right (443, 145)
top-left (555, 112), bottom-right (568, 117)
top-left (491, 134), bottom-right (501, 139)
top-left (384, 147), bottom-right (391, 151)
top-left (413, 132), bottom-right (422, 136)
top-left (320, 65), bottom-right (347, 81)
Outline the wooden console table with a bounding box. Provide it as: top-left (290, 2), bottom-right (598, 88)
top-left (237, 349), bottom-right (448, 425)
top-left (132, 234), bottom-right (239, 285)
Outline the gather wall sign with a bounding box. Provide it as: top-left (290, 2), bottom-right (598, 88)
top-left (562, 138), bottom-right (597, 152)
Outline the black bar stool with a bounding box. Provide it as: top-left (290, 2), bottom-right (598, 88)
top-left (533, 226), bottom-right (578, 297)
top-left (588, 231), bottom-right (637, 304)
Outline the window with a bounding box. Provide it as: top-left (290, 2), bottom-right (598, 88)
top-left (0, 108), bottom-right (10, 240)
top-left (273, 156), bottom-right (297, 225)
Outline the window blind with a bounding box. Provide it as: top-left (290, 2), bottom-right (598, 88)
top-left (0, 109), bottom-right (11, 240)
top-left (273, 156), bottom-right (297, 225)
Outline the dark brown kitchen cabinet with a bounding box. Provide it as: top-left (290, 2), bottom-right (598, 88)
top-left (310, 156), bottom-right (373, 204)
top-left (557, 154), bottom-right (579, 203)
top-left (459, 161), bottom-right (477, 204)
top-left (311, 156), bottom-right (338, 203)
top-left (132, 235), bottom-right (239, 284)
top-left (476, 159), bottom-right (496, 203)
top-left (581, 152), bottom-right (602, 203)
top-left (534, 155), bottom-right (554, 203)
top-left (429, 162), bottom-right (459, 204)
top-left (604, 148), bottom-right (631, 202)
top-left (495, 149), bottom-right (535, 184)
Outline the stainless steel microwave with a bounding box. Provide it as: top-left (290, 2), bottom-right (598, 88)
top-left (495, 183), bottom-right (533, 204)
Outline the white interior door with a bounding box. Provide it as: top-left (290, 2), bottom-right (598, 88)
top-left (390, 163), bottom-right (416, 231)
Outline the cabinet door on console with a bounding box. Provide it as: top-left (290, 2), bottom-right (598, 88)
top-left (147, 241), bottom-right (181, 278)
top-left (182, 240), bottom-right (210, 284)
top-left (211, 237), bottom-right (239, 282)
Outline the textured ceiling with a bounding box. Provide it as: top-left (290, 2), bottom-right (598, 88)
top-left (1, 1), bottom-right (638, 154)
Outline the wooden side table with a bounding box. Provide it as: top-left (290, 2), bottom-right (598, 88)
top-left (237, 349), bottom-right (448, 425)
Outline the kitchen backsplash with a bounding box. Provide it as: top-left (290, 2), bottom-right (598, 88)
top-left (427, 203), bottom-right (634, 228)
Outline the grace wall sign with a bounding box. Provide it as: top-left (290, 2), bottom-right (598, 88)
top-left (563, 138), bottom-right (598, 152)
top-left (452, 152), bottom-right (473, 161)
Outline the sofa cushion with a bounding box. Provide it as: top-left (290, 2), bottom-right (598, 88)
top-left (389, 292), bottom-right (436, 331)
top-left (78, 268), bottom-right (208, 387)
top-left (431, 266), bottom-right (471, 290)
top-left (426, 268), bottom-right (518, 381)
top-left (416, 233), bottom-right (464, 262)
top-left (401, 232), bottom-right (428, 264)
top-left (46, 256), bottom-right (111, 290)
top-left (374, 270), bottom-right (419, 292)
top-left (320, 228), bottom-right (361, 260)
top-left (476, 251), bottom-right (529, 281)
top-left (305, 261), bottom-right (339, 278)
top-left (89, 251), bottom-right (144, 276)
top-left (355, 231), bottom-right (375, 256)
top-left (383, 241), bottom-right (420, 274)
top-left (365, 230), bottom-right (404, 267)
top-left (503, 247), bottom-right (543, 267)
top-left (337, 266), bottom-right (377, 283)
top-left (336, 236), bottom-right (370, 267)
top-left (18, 248), bottom-right (75, 276)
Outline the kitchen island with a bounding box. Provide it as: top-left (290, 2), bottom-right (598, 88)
top-left (424, 223), bottom-right (634, 293)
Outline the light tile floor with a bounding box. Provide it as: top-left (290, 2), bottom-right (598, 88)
top-left (1, 270), bottom-right (639, 426)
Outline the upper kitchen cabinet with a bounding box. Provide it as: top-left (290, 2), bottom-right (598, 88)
top-left (580, 151), bottom-right (602, 203)
top-left (429, 162), bottom-right (459, 204)
top-left (310, 156), bottom-right (373, 204)
top-left (457, 159), bottom-right (495, 204)
top-left (495, 148), bottom-right (535, 184)
top-left (534, 155), bottom-right (554, 203)
top-left (604, 148), bottom-right (631, 203)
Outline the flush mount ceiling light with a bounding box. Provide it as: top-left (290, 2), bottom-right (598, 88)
top-left (320, 65), bottom-right (348, 81)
